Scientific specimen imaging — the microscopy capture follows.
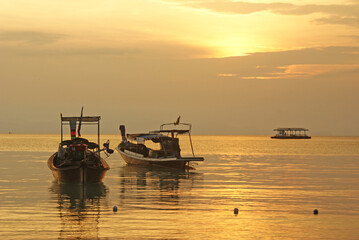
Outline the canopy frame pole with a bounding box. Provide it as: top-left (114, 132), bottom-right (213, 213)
top-left (60, 113), bottom-right (63, 142)
top-left (98, 119), bottom-right (100, 157)
top-left (182, 123), bottom-right (195, 157)
top-left (188, 131), bottom-right (195, 157)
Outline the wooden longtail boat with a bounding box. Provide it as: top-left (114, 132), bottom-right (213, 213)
top-left (116, 117), bottom-right (204, 169)
top-left (48, 109), bottom-right (113, 184)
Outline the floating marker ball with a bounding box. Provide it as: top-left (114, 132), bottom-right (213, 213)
top-left (234, 208), bottom-right (239, 215)
top-left (313, 209), bottom-right (318, 215)
top-left (113, 206), bottom-right (118, 212)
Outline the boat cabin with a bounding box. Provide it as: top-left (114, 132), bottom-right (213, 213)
top-left (119, 131), bottom-right (183, 159)
top-left (271, 128), bottom-right (311, 139)
top-left (118, 119), bottom-right (197, 159)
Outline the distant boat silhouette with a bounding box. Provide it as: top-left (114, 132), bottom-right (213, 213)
top-left (271, 128), bottom-right (311, 139)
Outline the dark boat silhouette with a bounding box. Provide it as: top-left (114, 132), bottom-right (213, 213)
top-left (271, 128), bottom-right (311, 139)
top-left (48, 109), bottom-right (113, 184)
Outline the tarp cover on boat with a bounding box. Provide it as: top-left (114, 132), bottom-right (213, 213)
top-left (127, 133), bottom-right (174, 143)
top-left (152, 129), bottom-right (190, 134)
top-left (127, 133), bottom-right (161, 141)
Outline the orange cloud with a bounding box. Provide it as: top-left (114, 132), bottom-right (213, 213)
top-left (240, 64), bottom-right (359, 80)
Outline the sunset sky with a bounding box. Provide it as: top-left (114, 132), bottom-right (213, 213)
top-left (1, 0), bottom-right (359, 135)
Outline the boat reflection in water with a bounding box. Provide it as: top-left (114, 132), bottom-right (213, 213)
top-left (49, 183), bottom-right (108, 239)
top-left (118, 165), bottom-right (203, 208)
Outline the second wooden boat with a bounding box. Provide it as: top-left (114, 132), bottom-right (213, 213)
top-left (116, 117), bottom-right (204, 169)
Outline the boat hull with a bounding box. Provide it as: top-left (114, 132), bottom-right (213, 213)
top-left (271, 136), bottom-right (311, 139)
top-left (117, 148), bottom-right (203, 169)
top-left (48, 153), bottom-right (109, 184)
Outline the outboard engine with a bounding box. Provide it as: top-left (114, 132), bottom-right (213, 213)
top-left (103, 140), bottom-right (114, 154)
top-left (68, 143), bottom-right (88, 161)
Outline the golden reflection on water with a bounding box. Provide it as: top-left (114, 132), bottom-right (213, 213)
top-left (1, 136), bottom-right (359, 239)
top-left (118, 165), bottom-right (202, 208)
top-left (49, 183), bottom-right (108, 239)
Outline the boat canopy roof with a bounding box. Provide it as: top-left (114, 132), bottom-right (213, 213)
top-left (127, 132), bottom-right (181, 144)
top-left (274, 128), bottom-right (309, 131)
top-left (61, 116), bottom-right (101, 122)
top-left (127, 129), bottom-right (190, 141)
top-left (127, 133), bottom-right (162, 141)
top-left (152, 129), bottom-right (190, 134)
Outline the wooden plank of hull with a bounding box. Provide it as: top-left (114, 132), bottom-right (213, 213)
top-left (118, 149), bottom-right (204, 169)
top-left (48, 153), bottom-right (109, 184)
top-left (119, 151), bottom-right (187, 169)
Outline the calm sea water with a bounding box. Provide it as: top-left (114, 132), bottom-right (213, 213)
top-left (0, 134), bottom-right (359, 239)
